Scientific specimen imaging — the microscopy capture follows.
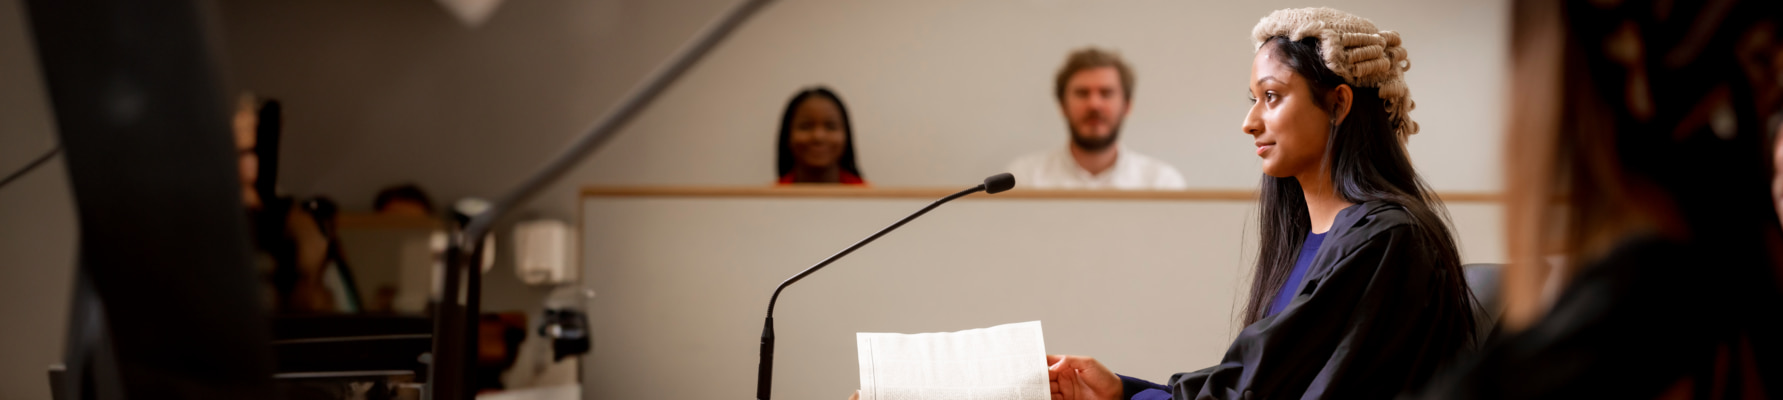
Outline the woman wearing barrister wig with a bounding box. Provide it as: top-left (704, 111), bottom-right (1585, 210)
top-left (1047, 8), bottom-right (1479, 400)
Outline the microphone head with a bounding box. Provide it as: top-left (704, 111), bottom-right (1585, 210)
top-left (983, 173), bottom-right (1016, 194)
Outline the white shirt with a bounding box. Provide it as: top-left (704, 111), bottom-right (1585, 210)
top-left (1005, 146), bottom-right (1187, 190)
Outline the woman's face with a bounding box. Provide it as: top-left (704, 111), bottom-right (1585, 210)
top-left (1243, 44), bottom-right (1335, 179)
top-left (789, 96), bottom-right (847, 170)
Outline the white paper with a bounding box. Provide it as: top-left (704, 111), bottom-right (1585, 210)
top-left (856, 321), bottom-right (1049, 400)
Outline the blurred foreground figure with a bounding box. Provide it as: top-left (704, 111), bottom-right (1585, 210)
top-left (234, 93), bottom-right (337, 314)
top-left (1417, 0), bottom-right (1783, 398)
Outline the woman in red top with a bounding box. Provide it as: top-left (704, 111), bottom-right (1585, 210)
top-left (776, 87), bottom-right (867, 185)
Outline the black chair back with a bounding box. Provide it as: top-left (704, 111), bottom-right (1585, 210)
top-left (1462, 263), bottom-right (1505, 345)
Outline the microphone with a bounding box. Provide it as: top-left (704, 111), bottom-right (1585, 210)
top-left (983, 172), bottom-right (1015, 194)
top-left (756, 173), bottom-right (1016, 400)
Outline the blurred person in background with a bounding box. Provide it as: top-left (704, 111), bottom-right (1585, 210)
top-left (1007, 47), bottom-right (1185, 190)
top-left (363, 183), bottom-right (438, 312)
top-left (776, 86), bottom-right (867, 185)
top-left (1414, 0), bottom-right (1783, 398)
top-left (374, 183), bottom-right (436, 217)
top-left (1044, 8), bottom-right (1477, 399)
top-left (234, 93), bottom-right (338, 313)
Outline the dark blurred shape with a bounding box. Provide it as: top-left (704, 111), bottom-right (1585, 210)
top-left (234, 93), bottom-right (342, 315)
top-left (1417, 0), bottom-right (1783, 398)
top-left (25, 0), bottom-right (275, 398)
top-left (271, 315), bottom-right (432, 399)
top-left (539, 308), bottom-right (590, 362)
top-left (272, 315), bottom-right (433, 377)
top-left (305, 196), bottom-right (366, 313)
top-left (46, 365), bottom-right (64, 400)
top-left (475, 312), bottom-right (528, 392)
top-left (273, 371), bottom-right (413, 400)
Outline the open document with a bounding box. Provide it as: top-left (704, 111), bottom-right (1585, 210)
top-left (855, 320), bottom-right (1049, 400)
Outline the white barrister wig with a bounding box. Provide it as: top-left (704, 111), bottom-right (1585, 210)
top-left (1253, 7), bottom-right (1420, 140)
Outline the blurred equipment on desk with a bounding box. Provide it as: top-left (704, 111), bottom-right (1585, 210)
top-left (539, 287), bottom-right (593, 361)
top-left (270, 315), bottom-right (434, 400)
top-left (513, 219), bottom-right (577, 286)
top-left (334, 212), bottom-right (441, 314)
top-left (476, 313), bottom-right (529, 392)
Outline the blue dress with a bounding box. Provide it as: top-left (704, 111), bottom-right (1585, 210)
top-left (1268, 231), bottom-right (1328, 317)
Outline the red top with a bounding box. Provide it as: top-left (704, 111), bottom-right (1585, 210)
top-left (778, 170), bottom-right (867, 185)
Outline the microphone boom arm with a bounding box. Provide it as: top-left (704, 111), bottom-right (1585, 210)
top-left (757, 173), bottom-right (1011, 400)
top-left (764, 184), bottom-right (983, 318)
top-left (462, 0), bottom-right (777, 251)
top-left (428, 0), bottom-right (778, 398)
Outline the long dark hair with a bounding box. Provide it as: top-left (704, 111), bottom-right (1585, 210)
top-left (775, 87), bottom-right (864, 179)
top-left (1243, 37), bottom-right (1475, 338)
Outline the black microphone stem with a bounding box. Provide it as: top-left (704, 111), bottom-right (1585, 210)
top-left (757, 183), bottom-right (986, 400)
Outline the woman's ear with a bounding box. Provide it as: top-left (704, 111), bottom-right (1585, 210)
top-left (1329, 84), bottom-right (1354, 126)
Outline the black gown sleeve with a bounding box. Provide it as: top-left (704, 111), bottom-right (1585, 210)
top-left (1168, 222), bottom-right (1471, 399)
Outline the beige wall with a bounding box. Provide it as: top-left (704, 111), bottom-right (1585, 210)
top-left (0, 0), bottom-right (77, 399)
top-left (217, 0), bottom-right (1506, 221)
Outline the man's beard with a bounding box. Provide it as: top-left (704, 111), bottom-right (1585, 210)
top-left (1070, 121), bottom-right (1122, 152)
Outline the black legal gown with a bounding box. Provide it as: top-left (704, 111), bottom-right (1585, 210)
top-left (1162, 200), bottom-right (1476, 399)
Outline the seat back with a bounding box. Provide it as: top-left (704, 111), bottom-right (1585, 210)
top-left (1462, 263), bottom-right (1505, 345)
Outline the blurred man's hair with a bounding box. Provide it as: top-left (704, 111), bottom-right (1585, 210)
top-left (373, 184), bottom-right (434, 214)
top-left (1054, 47), bottom-right (1136, 103)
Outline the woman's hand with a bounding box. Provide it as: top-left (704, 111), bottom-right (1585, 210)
top-left (1047, 354), bottom-right (1123, 400)
top-left (848, 390), bottom-right (859, 400)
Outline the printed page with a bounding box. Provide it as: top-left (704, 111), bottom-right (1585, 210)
top-left (856, 320), bottom-right (1048, 400)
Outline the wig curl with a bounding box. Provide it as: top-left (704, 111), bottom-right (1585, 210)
top-left (1254, 7), bottom-right (1420, 140)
